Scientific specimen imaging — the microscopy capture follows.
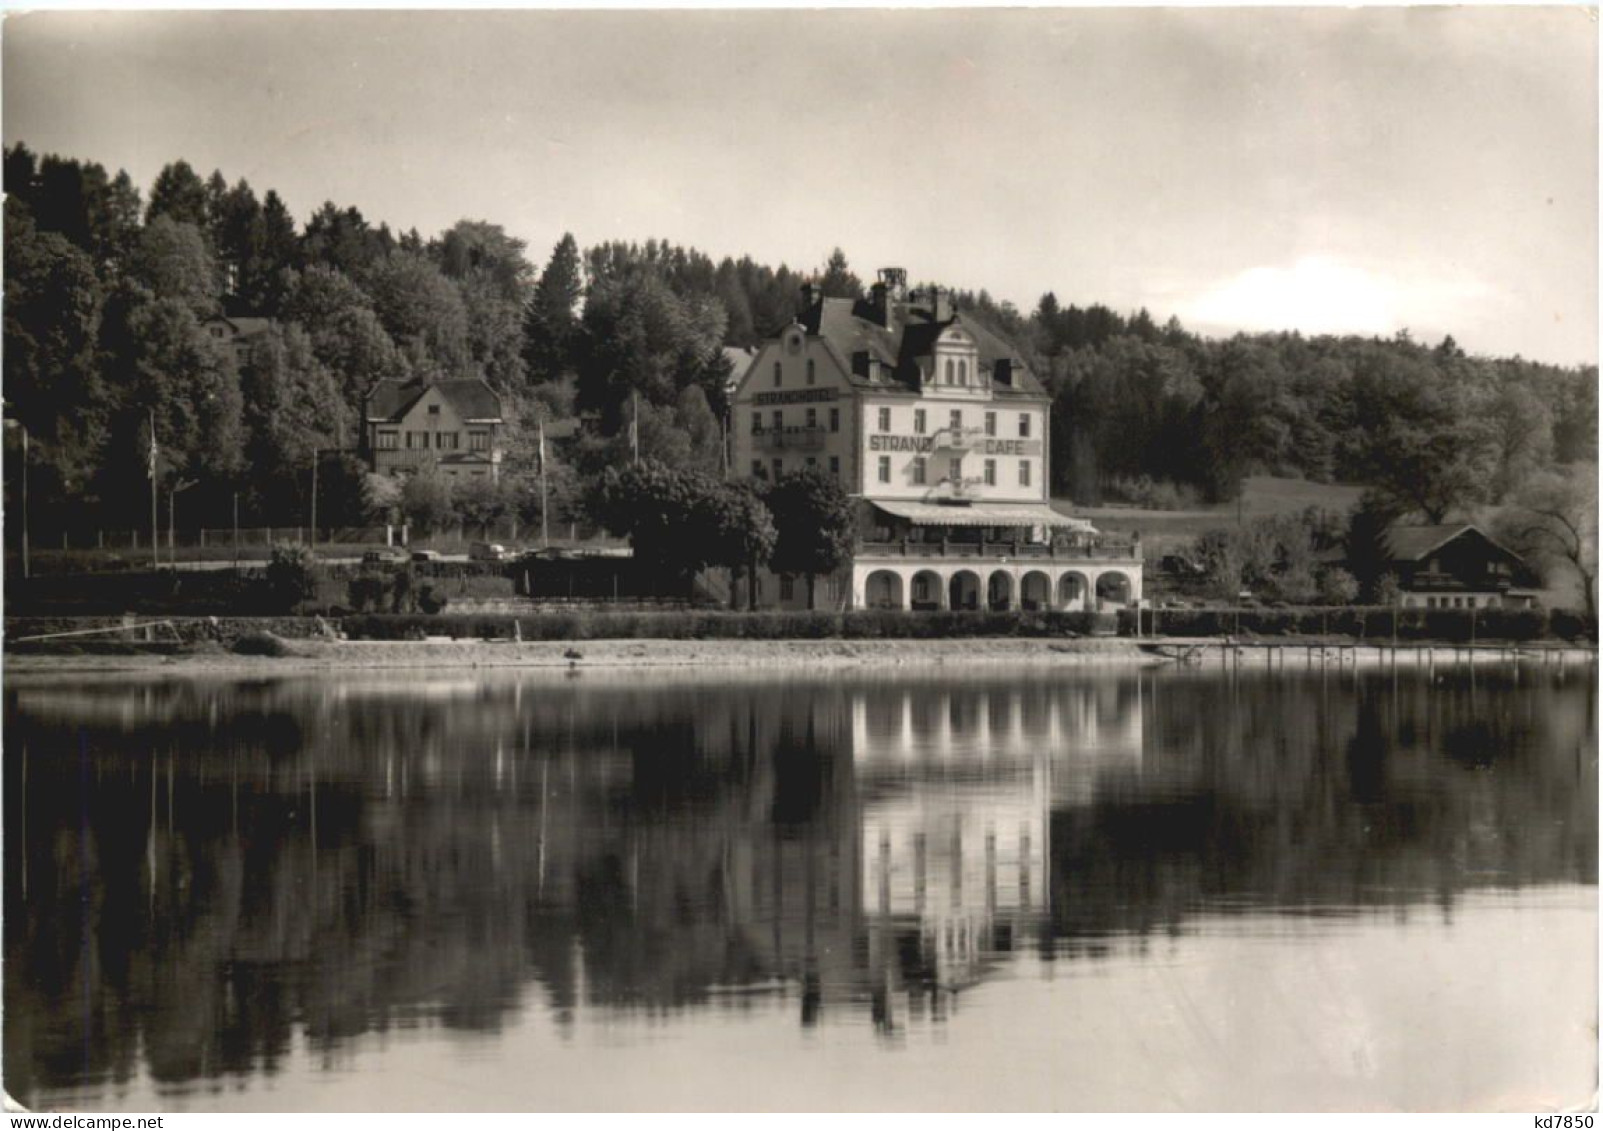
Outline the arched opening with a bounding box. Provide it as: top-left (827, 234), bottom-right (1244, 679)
top-left (948, 570), bottom-right (981, 612)
top-left (1058, 572), bottom-right (1090, 611)
top-left (1095, 571), bottom-right (1132, 609)
top-left (910, 570), bottom-right (945, 611)
top-left (866, 570), bottom-right (905, 610)
top-left (1020, 571), bottom-right (1052, 611)
top-left (987, 570), bottom-right (1015, 612)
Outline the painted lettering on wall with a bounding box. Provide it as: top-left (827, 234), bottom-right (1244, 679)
top-left (869, 434), bottom-right (1042, 456)
top-left (752, 388), bottom-right (839, 406)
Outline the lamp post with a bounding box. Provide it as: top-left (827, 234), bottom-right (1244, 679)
top-left (5, 420), bottom-right (29, 580)
top-left (309, 449), bottom-right (319, 554)
top-left (169, 478), bottom-right (197, 567)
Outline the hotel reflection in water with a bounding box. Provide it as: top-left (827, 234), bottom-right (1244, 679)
top-left (4, 676), bottom-right (1150, 1067)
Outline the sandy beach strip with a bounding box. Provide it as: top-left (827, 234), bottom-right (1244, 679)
top-left (3, 635), bottom-right (1593, 678)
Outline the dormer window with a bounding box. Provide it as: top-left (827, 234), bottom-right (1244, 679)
top-left (773, 361), bottom-right (782, 387)
top-left (806, 359), bottom-right (816, 386)
top-left (944, 359), bottom-right (954, 384)
top-left (958, 360), bottom-right (968, 385)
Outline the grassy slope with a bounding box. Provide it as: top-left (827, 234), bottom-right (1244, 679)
top-left (1063, 476), bottom-right (1366, 556)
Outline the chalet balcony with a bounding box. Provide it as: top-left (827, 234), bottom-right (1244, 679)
top-left (374, 447), bottom-right (502, 469)
top-left (1410, 570), bottom-right (1512, 593)
top-left (752, 425), bottom-right (827, 452)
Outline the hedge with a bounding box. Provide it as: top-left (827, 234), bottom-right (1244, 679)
top-left (338, 608), bottom-right (1121, 642)
top-left (1126, 605), bottom-right (1595, 643)
top-left (5, 615), bottom-right (331, 644)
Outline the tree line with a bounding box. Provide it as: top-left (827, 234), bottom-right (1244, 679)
top-left (5, 143), bottom-right (1596, 561)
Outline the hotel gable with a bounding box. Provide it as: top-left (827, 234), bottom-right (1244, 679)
top-left (730, 268), bottom-right (1142, 612)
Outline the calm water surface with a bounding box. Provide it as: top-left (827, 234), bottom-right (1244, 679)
top-left (4, 664), bottom-right (1596, 1111)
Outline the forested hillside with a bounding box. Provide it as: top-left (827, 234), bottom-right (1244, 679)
top-left (4, 144), bottom-right (1595, 545)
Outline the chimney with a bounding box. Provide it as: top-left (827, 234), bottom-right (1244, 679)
top-left (878, 267), bottom-right (907, 301)
top-left (800, 282), bottom-right (820, 311)
top-left (930, 285), bottom-right (952, 323)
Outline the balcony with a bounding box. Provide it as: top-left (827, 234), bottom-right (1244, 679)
top-left (857, 538), bottom-right (1142, 562)
top-left (752, 425), bottom-right (827, 452)
top-left (1410, 570), bottom-right (1511, 593)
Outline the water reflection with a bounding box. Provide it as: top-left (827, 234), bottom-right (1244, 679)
top-left (4, 666), bottom-right (1595, 1109)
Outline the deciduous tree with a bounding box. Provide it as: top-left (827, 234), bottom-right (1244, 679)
top-left (764, 467), bottom-right (855, 609)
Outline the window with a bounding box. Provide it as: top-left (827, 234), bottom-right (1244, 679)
top-left (983, 459), bottom-right (996, 486)
top-left (806, 359), bottom-right (816, 386)
top-left (829, 455), bottom-right (840, 476)
top-left (949, 457), bottom-right (962, 482)
top-left (806, 456), bottom-right (817, 468)
top-left (949, 409), bottom-right (962, 431)
top-left (1466, 596), bottom-right (1477, 609)
top-left (210, 325), bottom-right (226, 340)
top-left (752, 461), bottom-right (766, 479)
top-left (914, 409), bottom-right (926, 434)
top-left (958, 360), bottom-right (968, 385)
top-left (878, 456), bottom-right (891, 484)
top-left (427, 404), bottom-right (441, 416)
top-left (773, 458), bottom-right (784, 479)
top-left (773, 361), bottom-right (782, 387)
top-left (376, 431), bottom-right (398, 450)
top-left (436, 432), bottom-right (459, 451)
top-left (984, 411), bottom-right (996, 437)
top-left (772, 410), bottom-right (784, 432)
top-left (406, 431), bottom-right (429, 449)
top-left (751, 412), bottom-right (763, 434)
top-left (1019, 414), bottom-right (1032, 438)
top-left (829, 407), bottom-right (840, 433)
top-left (780, 575), bottom-right (795, 600)
top-left (1019, 461), bottom-right (1031, 487)
top-left (878, 407), bottom-right (891, 431)
top-left (805, 407), bottom-right (817, 429)
top-left (913, 458), bottom-right (927, 485)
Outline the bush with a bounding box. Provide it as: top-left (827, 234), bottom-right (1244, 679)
top-left (389, 568), bottom-right (414, 614)
top-left (265, 543), bottom-right (318, 612)
top-left (232, 631), bottom-right (292, 657)
top-left (347, 574), bottom-right (388, 613)
top-left (416, 584), bottom-right (449, 615)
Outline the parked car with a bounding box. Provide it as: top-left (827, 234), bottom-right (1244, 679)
top-left (361, 548), bottom-right (405, 567)
top-left (468, 541), bottom-right (511, 562)
top-left (410, 549), bottom-right (442, 564)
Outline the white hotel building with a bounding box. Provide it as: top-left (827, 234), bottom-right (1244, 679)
top-left (729, 269), bottom-right (1142, 611)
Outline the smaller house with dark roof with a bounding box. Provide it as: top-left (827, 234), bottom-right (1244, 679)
top-left (202, 314), bottom-right (276, 368)
top-left (1382, 523), bottom-right (1537, 610)
top-left (362, 378), bottom-right (505, 483)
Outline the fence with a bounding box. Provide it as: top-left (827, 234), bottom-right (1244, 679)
top-left (7, 520), bottom-right (620, 555)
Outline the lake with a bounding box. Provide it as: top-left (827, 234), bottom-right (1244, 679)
top-left (4, 662), bottom-right (1596, 1112)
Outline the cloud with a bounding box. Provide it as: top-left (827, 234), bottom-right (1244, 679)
top-left (1177, 256), bottom-right (1495, 340)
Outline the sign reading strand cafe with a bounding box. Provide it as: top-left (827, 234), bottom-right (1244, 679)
top-left (869, 434), bottom-right (1043, 457)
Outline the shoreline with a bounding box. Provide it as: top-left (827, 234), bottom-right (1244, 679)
top-left (3, 635), bottom-right (1594, 677)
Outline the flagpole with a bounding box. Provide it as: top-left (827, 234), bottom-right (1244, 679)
top-left (149, 410), bottom-right (159, 571)
top-left (538, 411), bottom-right (550, 549)
top-left (631, 392), bottom-right (639, 467)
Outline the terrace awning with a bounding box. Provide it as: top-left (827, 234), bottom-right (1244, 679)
top-left (872, 500), bottom-right (1097, 533)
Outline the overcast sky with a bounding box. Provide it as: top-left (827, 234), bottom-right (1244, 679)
top-left (4, 7), bottom-right (1596, 365)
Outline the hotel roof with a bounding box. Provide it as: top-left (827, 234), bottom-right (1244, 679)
top-left (797, 295), bottom-right (1047, 400)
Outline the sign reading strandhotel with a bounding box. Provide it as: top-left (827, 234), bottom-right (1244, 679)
top-left (752, 388), bottom-right (840, 406)
top-left (869, 434), bottom-right (1043, 457)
